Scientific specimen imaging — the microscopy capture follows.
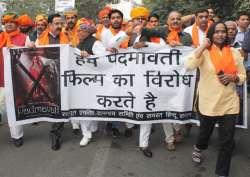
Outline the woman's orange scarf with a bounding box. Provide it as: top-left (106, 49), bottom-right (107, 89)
top-left (192, 21), bottom-right (212, 47)
top-left (166, 25), bottom-right (181, 44)
top-left (209, 45), bottom-right (237, 74)
top-left (109, 27), bottom-right (129, 48)
top-left (38, 28), bottom-right (69, 45)
top-left (0, 29), bottom-right (21, 48)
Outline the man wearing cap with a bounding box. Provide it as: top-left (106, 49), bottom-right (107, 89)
top-left (129, 6), bottom-right (155, 158)
top-left (76, 18), bottom-right (111, 146)
top-left (63, 8), bottom-right (78, 47)
top-left (19, 14), bottom-right (34, 35)
top-left (29, 14), bottom-right (48, 42)
top-left (96, 6), bottom-right (112, 40)
top-left (0, 12), bottom-right (30, 147)
top-left (62, 9), bottom-right (82, 134)
top-left (36, 13), bottom-right (69, 150)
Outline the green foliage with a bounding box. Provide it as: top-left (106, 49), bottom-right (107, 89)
top-left (234, 0), bottom-right (250, 17)
top-left (7, 0), bottom-right (54, 18)
top-left (75, 0), bottom-right (111, 21)
top-left (4, 0), bottom-right (250, 22)
top-left (144, 0), bottom-right (249, 23)
top-left (5, 0), bottom-right (111, 22)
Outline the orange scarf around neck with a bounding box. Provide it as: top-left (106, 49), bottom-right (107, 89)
top-left (63, 24), bottom-right (79, 46)
top-left (96, 24), bottom-right (105, 40)
top-left (166, 25), bottom-right (181, 44)
top-left (0, 29), bottom-right (21, 48)
top-left (38, 28), bottom-right (69, 45)
top-left (209, 45), bottom-right (237, 75)
top-left (192, 22), bottom-right (211, 47)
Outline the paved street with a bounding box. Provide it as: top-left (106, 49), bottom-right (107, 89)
top-left (0, 97), bottom-right (249, 177)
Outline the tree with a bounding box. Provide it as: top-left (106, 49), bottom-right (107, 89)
top-left (144, 0), bottom-right (249, 22)
top-left (6, 0), bottom-right (111, 22)
top-left (7, 0), bottom-right (54, 18)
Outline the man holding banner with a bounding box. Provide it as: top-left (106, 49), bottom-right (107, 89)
top-left (0, 12), bottom-right (31, 147)
top-left (100, 9), bottom-right (135, 138)
top-left (36, 13), bottom-right (69, 151)
top-left (76, 18), bottom-right (111, 146)
top-left (162, 10), bottom-right (192, 151)
top-left (129, 6), bottom-right (154, 158)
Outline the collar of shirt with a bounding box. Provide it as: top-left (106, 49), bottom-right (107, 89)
top-left (237, 27), bottom-right (246, 34)
top-left (49, 32), bottom-right (59, 39)
top-left (231, 40), bottom-right (241, 48)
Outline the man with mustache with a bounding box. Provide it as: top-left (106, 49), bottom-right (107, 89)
top-left (63, 8), bottom-right (79, 47)
top-left (19, 14), bottom-right (34, 35)
top-left (184, 8), bottom-right (211, 47)
top-left (100, 9), bottom-right (135, 139)
top-left (29, 14), bottom-right (48, 42)
top-left (137, 10), bottom-right (192, 154)
top-left (62, 8), bottom-right (82, 134)
top-left (100, 9), bottom-right (129, 48)
top-left (95, 6), bottom-right (112, 40)
top-left (207, 7), bottom-right (215, 23)
top-left (36, 13), bottom-right (69, 151)
top-left (0, 12), bottom-right (31, 147)
top-left (161, 11), bottom-right (192, 151)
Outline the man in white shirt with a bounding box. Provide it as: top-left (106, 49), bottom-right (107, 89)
top-left (235, 12), bottom-right (249, 45)
top-left (100, 9), bottom-right (135, 138)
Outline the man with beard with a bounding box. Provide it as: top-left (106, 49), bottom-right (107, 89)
top-left (100, 9), bottom-right (130, 48)
top-left (63, 8), bottom-right (79, 47)
top-left (184, 8), bottom-right (212, 47)
top-left (36, 13), bottom-right (69, 151)
top-left (29, 14), bottom-right (48, 42)
top-left (95, 6), bottom-right (112, 40)
top-left (100, 9), bottom-right (135, 138)
top-left (207, 7), bottom-right (215, 23)
top-left (161, 11), bottom-right (192, 151)
top-left (62, 8), bottom-right (81, 134)
top-left (19, 14), bottom-right (34, 36)
top-left (0, 12), bottom-right (30, 147)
